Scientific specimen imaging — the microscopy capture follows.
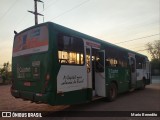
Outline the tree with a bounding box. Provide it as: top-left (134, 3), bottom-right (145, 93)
top-left (146, 40), bottom-right (160, 75)
top-left (146, 40), bottom-right (160, 60)
top-left (0, 62), bottom-right (10, 83)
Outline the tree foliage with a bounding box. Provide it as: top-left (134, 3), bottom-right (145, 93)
top-left (0, 62), bottom-right (11, 83)
top-left (146, 40), bottom-right (160, 75)
top-left (146, 40), bottom-right (160, 60)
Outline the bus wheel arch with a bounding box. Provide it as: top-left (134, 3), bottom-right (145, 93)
top-left (107, 81), bottom-right (118, 102)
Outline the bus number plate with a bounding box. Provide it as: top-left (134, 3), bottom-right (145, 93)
top-left (24, 82), bottom-right (31, 86)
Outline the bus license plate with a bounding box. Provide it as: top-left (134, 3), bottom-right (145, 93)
top-left (24, 82), bottom-right (31, 86)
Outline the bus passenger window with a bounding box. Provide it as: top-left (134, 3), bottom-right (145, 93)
top-left (105, 60), bottom-right (111, 66)
top-left (58, 34), bottom-right (84, 65)
top-left (106, 58), bottom-right (117, 67)
top-left (58, 51), bottom-right (84, 65)
top-left (143, 63), bottom-right (146, 69)
top-left (136, 62), bottom-right (142, 69)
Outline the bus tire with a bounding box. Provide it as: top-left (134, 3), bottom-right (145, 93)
top-left (107, 83), bottom-right (117, 102)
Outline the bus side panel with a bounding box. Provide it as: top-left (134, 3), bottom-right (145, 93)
top-left (56, 89), bottom-right (90, 105)
top-left (55, 65), bottom-right (89, 105)
top-left (105, 67), bottom-right (130, 94)
top-left (136, 80), bottom-right (144, 89)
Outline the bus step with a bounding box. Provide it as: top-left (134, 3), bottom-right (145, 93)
top-left (92, 96), bottom-right (103, 101)
top-left (129, 88), bottom-right (135, 92)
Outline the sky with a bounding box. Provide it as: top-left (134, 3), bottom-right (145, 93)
top-left (0, 0), bottom-right (159, 66)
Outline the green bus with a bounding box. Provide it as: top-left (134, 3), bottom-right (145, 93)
top-left (11, 22), bottom-right (151, 105)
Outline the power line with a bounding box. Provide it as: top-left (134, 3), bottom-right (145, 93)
top-left (130, 45), bottom-right (146, 49)
top-left (51, 0), bottom-right (90, 20)
top-left (22, 0), bottom-right (90, 27)
top-left (16, 0), bottom-right (60, 28)
top-left (0, 0), bottom-right (19, 21)
top-left (39, 0), bottom-right (60, 23)
top-left (42, 0), bottom-right (59, 12)
top-left (135, 48), bottom-right (147, 52)
top-left (28, 0), bottom-right (44, 25)
top-left (115, 33), bottom-right (160, 44)
top-left (128, 39), bottom-right (160, 49)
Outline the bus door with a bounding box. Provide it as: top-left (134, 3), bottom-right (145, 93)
top-left (129, 53), bottom-right (136, 89)
top-left (95, 50), bottom-right (106, 97)
top-left (86, 47), bottom-right (92, 93)
top-left (145, 61), bottom-right (151, 84)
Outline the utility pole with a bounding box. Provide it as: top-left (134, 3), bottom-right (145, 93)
top-left (28, 0), bottom-right (44, 25)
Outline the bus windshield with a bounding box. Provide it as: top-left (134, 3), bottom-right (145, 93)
top-left (13, 25), bottom-right (49, 57)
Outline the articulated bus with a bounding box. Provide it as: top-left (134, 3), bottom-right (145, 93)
top-left (11, 22), bottom-right (151, 105)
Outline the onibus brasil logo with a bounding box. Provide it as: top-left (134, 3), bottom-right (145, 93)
top-left (1, 112), bottom-right (42, 118)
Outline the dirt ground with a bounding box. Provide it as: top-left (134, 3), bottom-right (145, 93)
top-left (0, 84), bottom-right (69, 111)
top-left (0, 83), bottom-right (159, 119)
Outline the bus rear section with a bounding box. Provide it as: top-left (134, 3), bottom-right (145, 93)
top-left (11, 24), bottom-right (52, 104)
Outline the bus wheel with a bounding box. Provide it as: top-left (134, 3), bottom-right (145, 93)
top-left (107, 83), bottom-right (117, 102)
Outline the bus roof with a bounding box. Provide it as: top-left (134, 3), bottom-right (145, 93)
top-left (15, 22), bottom-right (148, 58)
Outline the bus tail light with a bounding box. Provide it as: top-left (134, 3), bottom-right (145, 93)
top-left (36, 93), bottom-right (43, 96)
top-left (42, 73), bottom-right (50, 93)
top-left (24, 82), bottom-right (31, 86)
top-left (46, 74), bottom-right (50, 81)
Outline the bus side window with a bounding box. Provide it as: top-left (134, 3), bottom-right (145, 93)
top-left (143, 62), bottom-right (146, 69)
top-left (105, 60), bottom-right (111, 67)
top-left (106, 58), bottom-right (115, 67)
top-left (57, 33), bottom-right (84, 65)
